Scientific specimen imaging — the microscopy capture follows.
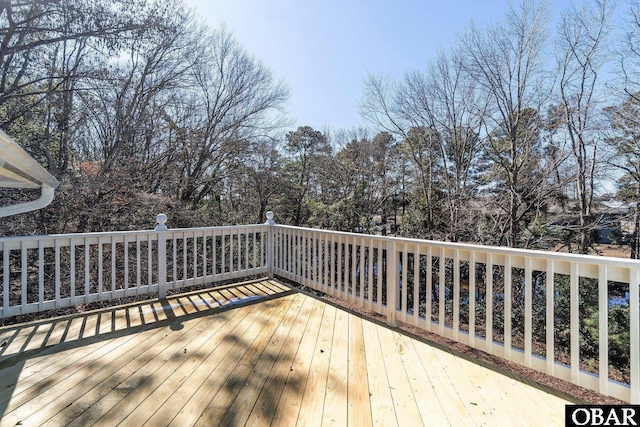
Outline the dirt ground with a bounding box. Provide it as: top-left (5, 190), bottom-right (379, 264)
top-left (552, 243), bottom-right (632, 259)
top-left (594, 244), bottom-right (632, 258)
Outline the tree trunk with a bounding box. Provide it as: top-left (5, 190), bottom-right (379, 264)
top-left (634, 176), bottom-right (640, 259)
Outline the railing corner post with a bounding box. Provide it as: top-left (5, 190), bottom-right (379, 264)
top-left (155, 213), bottom-right (168, 299)
top-left (265, 211), bottom-right (275, 279)
top-left (630, 267), bottom-right (640, 404)
top-left (386, 238), bottom-right (398, 327)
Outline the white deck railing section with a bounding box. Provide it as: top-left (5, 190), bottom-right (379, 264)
top-left (268, 218), bottom-right (640, 404)
top-left (1, 212), bottom-right (638, 403)
top-left (0, 214), bottom-right (268, 318)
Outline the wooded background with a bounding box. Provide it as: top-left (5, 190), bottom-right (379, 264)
top-left (2, 0), bottom-right (640, 259)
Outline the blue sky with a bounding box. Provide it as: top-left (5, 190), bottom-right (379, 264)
top-left (183, 1), bottom-right (555, 131)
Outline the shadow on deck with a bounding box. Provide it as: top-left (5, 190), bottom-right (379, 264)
top-left (0, 278), bottom-right (571, 426)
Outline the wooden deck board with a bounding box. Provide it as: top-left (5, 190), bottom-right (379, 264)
top-left (361, 318), bottom-right (399, 427)
top-left (193, 296), bottom-right (298, 426)
top-left (376, 327), bottom-right (425, 425)
top-left (0, 279), bottom-right (573, 427)
top-left (119, 300), bottom-right (279, 426)
top-left (293, 303), bottom-right (335, 427)
top-left (106, 296), bottom-right (295, 427)
top-left (10, 306), bottom-right (182, 425)
top-left (40, 314), bottom-right (221, 427)
top-left (322, 307), bottom-right (349, 426)
top-left (216, 294), bottom-right (306, 427)
top-left (60, 305), bottom-right (252, 427)
top-left (392, 333), bottom-right (450, 426)
top-left (1, 312), bottom-right (138, 398)
top-left (244, 296), bottom-right (318, 426)
top-left (412, 338), bottom-right (477, 425)
top-left (426, 336), bottom-right (510, 426)
top-left (347, 314), bottom-right (373, 426)
top-left (268, 298), bottom-right (325, 426)
top-left (1, 326), bottom-right (154, 425)
top-left (166, 298), bottom-right (296, 426)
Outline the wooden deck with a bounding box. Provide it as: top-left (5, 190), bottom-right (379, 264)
top-left (0, 279), bottom-right (571, 426)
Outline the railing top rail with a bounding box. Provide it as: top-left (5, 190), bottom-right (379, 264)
top-left (164, 224), bottom-right (267, 234)
top-left (0, 223), bottom-right (268, 243)
top-left (0, 228), bottom-right (159, 243)
top-left (273, 224), bottom-right (640, 269)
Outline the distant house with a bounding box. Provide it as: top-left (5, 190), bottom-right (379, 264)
top-left (595, 200), bottom-right (634, 244)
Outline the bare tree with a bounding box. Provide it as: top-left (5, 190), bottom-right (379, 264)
top-left (556, 0), bottom-right (615, 253)
top-left (0, 0), bottom-right (170, 120)
top-left (415, 50), bottom-right (486, 241)
top-left (175, 26), bottom-right (289, 209)
top-left (0, 1), bottom-right (292, 233)
top-left (620, 0), bottom-right (640, 101)
top-left (360, 45), bottom-right (488, 241)
top-left (611, 0), bottom-right (640, 258)
top-left (82, 9), bottom-right (200, 174)
top-left (461, 0), bottom-right (551, 247)
top-left (360, 73), bottom-right (447, 237)
top-left (605, 94), bottom-right (640, 258)
top-left (238, 138), bottom-right (284, 224)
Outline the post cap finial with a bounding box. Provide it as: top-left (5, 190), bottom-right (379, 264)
top-left (155, 213), bottom-right (168, 231)
top-left (265, 211), bottom-right (275, 225)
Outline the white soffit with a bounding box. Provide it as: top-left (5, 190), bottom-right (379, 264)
top-left (0, 129), bottom-right (59, 189)
top-left (0, 129), bottom-right (60, 218)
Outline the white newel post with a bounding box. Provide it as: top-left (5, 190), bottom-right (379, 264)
top-left (156, 213), bottom-right (168, 299)
top-left (265, 211), bottom-right (275, 279)
top-left (386, 238), bottom-right (398, 327)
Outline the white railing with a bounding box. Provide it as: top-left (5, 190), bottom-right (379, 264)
top-left (1, 211), bottom-right (638, 404)
top-left (0, 214), bottom-right (268, 318)
top-left (268, 221), bottom-right (640, 404)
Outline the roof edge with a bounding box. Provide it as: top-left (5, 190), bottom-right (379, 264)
top-left (0, 129), bottom-right (59, 189)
